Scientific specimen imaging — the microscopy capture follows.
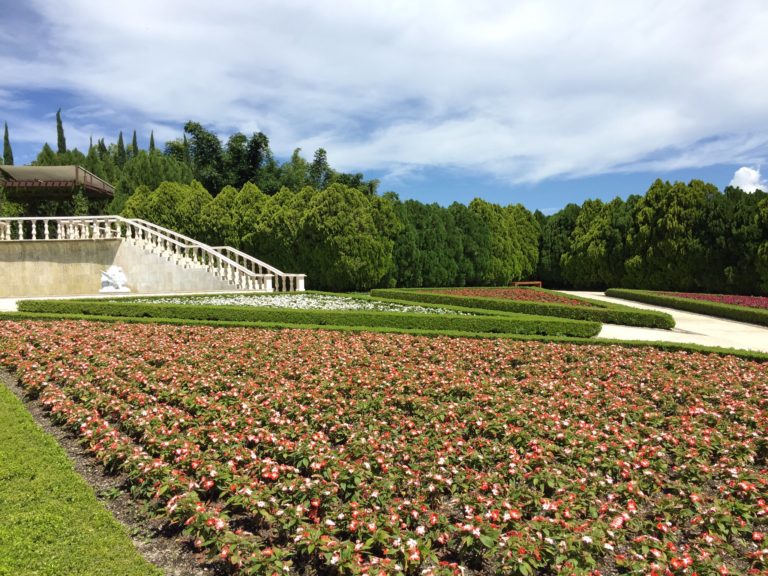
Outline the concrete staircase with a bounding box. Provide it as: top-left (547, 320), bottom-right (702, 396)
top-left (0, 216), bottom-right (305, 297)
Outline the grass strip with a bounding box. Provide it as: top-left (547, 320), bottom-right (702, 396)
top-left (0, 379), bottom-right (161, 576)
top-left (370, 288), bottom-right (675, 329)
top-left (15, 299), bottom-right (601, 338)
top-left (605, 288), bottom-right (768, 327)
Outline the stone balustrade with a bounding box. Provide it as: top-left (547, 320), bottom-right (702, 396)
top-left (0, 216), bottom-right (305, 292)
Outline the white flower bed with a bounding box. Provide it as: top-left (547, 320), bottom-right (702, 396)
top-left (122, 293), bottom-right (467, 315)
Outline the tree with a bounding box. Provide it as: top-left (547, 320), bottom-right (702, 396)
top-left (122, 180), bottom-right (212, 238)
top-left (756, 195), bottom-right (768, 292)
top-left (225, 132), bottom-right (250, 189)
top-left (469, 198), bottom-right (530, 285)
top-left (130, 130), bottom-right (139, 159)
top-left (449, 202), bottom-right (492, 286)
top-left (298, 184), bottom-right (392, 291)
top-left (625, 180), bottom-right (709, 290)
top-left (308, 148), bottom-right (331, 190)
top-left (389, 195), bottom-right (422, 287)
top-left (561, 198), bottom-right (630, 289)
top-left (537, 204), bottom-right (581, 287)
top-left (34, 143), bottom-right (57, 166)
top-left (165, 134), bottom-right (190, 164)
top-left (3, 122), bottom-right (13, 165)
top-left (280, 148), bottom-right (310, 191)
top-left (149, 131), bottom-right (156, 153)
top-left (116, 131), bottom-right (127, 167)
top-left (56, 108), bottom-right (66, 154)
top-left (184, 121), bottom-right (224, 195)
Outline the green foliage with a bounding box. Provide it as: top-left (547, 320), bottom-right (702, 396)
top-left (624, 180), bottom-right (710, 290)
top-left (184, 121), bottom-right (225, 194)
top-left (298, 184), bottom-right (392, 291)
top-left (606, 288), bottom-right (768, 327)
top-left (122, 180), bottom-right (213, 238)
top-left (115, 131), bottom-right (127, 167)
top-left (370, 288), bottom-right (675, 329)
top-left (3, 122), bottom-right (13, 165)
top-left (561, 198), bottom-right (632, 289)
top-left (0, 383), bottom-right (162, 576)
top-left (55, 108), bottom-right (66, 154)
top-left (16, 299), bottom-right (602, 337)
top-left (15, 114), bottom-right (768, 297)
top-left (468, 199), bottom-right (539, 285)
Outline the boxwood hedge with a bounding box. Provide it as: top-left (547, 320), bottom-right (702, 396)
top-left (370, 289), bottom-right (675, 329)
top-left (605, 289), bottom-right (768, 327)
top-left (16, 299), bottom-right (601, 338)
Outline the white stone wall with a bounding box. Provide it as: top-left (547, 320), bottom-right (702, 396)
top-left (0, 239), bottom-right (235, 297)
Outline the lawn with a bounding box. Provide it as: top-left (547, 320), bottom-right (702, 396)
top-left (0, 319), bottom-right (765, 575)
top-left (0, 374), bottom-right (161, 576)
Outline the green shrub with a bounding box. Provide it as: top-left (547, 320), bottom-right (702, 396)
top-left (370, 288), bottom-right (675, 329)
top-left (16, 299), bottom-right (601, 338)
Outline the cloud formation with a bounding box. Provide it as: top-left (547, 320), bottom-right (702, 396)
top-left (2, 0), bottom-right (768, 185)
top-left (729, 167), bottom-right (767, 193)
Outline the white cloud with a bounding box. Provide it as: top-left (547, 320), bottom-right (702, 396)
top-left (2, 0), bottom-right (768, 182)
top-left (729, 166), bottom-right (767, 193)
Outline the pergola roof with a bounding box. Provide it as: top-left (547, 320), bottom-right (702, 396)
top-left (0, 165), bottom-right (114, 200)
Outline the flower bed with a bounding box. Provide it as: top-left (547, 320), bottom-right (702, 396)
top-left (0, 321), bottom-right (765, 575)
top-left (663, 292), bottom-right (768, 310)
top-left (426, 287), bottom-right (594, 307)
top-left (119, 294), bottom-right (466, 315)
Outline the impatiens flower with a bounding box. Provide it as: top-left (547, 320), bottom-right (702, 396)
top-left (1, 320), bottom-right (765, 575)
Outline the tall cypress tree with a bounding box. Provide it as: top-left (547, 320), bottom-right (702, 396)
top-left (116, 131), bottom-right (127, 166)
top-left (149, 131), bottom-right (156, 153)
top-left (3, 122), bottom-right (13, 165)
top-left (56, 108), bottom-right (67, 154)
top-left (131, 129), bottom-right (139, 158)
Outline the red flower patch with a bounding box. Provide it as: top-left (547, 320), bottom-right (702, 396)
top-left (426, 287), bottom-right (595, 307)
top-left (664, 291), bottom-right (768, 310)
top-left (0, 320), bottom-right (765, 575)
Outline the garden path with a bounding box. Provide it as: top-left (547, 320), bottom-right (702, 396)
top-left (565, 291), bottom-right (768, 353)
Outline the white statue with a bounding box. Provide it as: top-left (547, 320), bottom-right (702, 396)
top-left (99, 265), bottom-right (131, 293)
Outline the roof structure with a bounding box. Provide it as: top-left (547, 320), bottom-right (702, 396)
top-left (0, 165), bottom-right (114, 200)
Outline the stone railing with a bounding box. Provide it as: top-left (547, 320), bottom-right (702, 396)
top-left (0, 216), bottom-right (303, 292)
top-left (129, 219), bottom-right (305, 292)
top-left (211, 245), bottom-right (305, 292)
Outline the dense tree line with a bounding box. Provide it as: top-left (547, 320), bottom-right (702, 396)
top-left (539, 180), bottom-right (768, 294)
top-left (2, 113), bottom-right (767, 293)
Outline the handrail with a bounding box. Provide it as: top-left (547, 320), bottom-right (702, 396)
top-left (0, 216), bottom-right (283, 292)
top-left (211, 245), bottom-right (306, 292)
top-left (127, 219), bottom-right (305, 292)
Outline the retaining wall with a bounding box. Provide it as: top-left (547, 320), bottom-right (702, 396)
top-left (0, 239), bottom-right (233, 297)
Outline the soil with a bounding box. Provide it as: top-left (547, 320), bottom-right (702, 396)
top-left (1, 368), bottom-right (226, 576)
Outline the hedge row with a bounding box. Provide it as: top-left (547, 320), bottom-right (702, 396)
top-left (370, 289), bottom-right (675, 329)
top-left (16, 300), bottom-right (601, 338)
top-left (2, 311), bottom-right (766, 362)
top-left (605, 289), bottom-right (768, 327)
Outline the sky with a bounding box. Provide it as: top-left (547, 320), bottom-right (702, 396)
top-left (2, 0), bottom-right (768, 213)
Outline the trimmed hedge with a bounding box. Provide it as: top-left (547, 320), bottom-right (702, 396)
top-left (16, 299), bottom-right (601, 338)
top-left (606, 289), bottom-right (768, 327)
top-left (370, 289), bottom-right (675, 329)
top-left (2, 311), bottom-right (766, 362)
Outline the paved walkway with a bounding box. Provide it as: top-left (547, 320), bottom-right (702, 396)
top-left (564, 291), bottom-right (768, 353)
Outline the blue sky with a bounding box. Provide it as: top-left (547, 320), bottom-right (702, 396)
top-left (2, 0), bottom-right (768, 212)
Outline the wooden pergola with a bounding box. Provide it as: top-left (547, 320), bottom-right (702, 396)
top-left (0, 165), bottom-right (114, 201)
